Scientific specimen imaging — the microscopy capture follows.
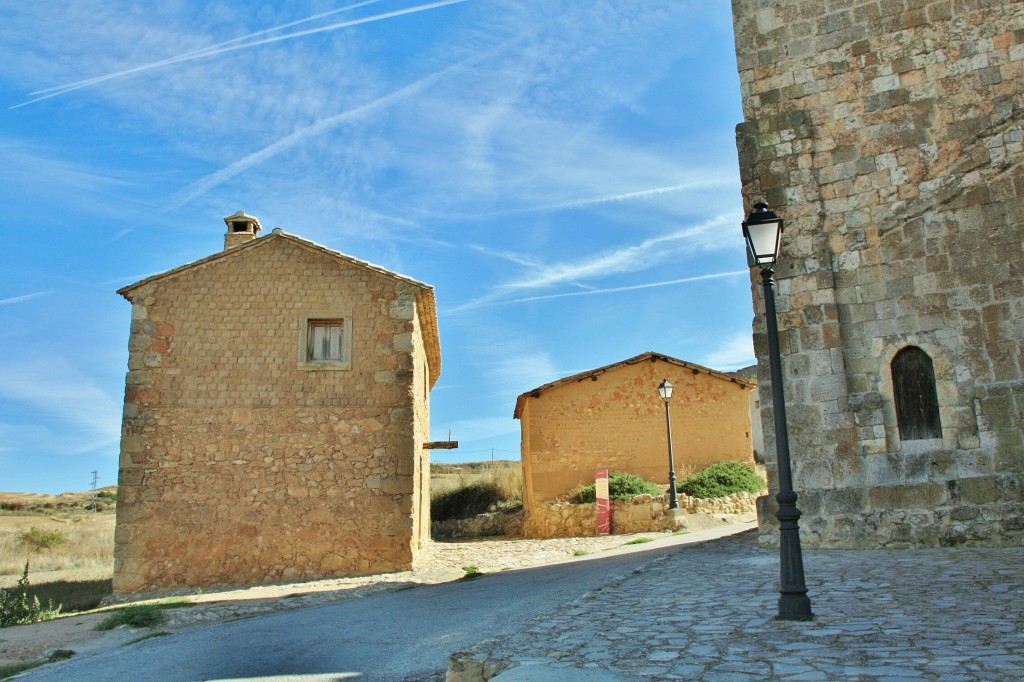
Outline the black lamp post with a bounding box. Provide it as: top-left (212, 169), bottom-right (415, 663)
top-left (742, 201), bottom-right (814, 621)
top-left (658, 379), bottom-right (680, 510)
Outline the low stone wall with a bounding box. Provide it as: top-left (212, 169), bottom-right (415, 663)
top-left (432, 510), bottom-right (525, 540)
top-left (523, 492), bottom-right (759, 539)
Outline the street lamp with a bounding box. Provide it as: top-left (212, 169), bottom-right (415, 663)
top-left (658, 379), bottom-right (680, 510)
top-left (742, 201), bottom-right (814, 621)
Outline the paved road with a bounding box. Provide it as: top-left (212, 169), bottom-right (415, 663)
top-left (20, 534), bottom-right (711, 682)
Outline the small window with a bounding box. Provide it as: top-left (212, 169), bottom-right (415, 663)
top-left (892, 346), bottom-right (942, 440)
top-left (307, 320), bottom-right (345, 362)
top-left (298, 314), bottom-right (352, 370)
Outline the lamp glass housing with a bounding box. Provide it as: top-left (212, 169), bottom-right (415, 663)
top-left (742, 202), bottom-right (784, 267)
top-left (658, 379), bottom-right (673, 402)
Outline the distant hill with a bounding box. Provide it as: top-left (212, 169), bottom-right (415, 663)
top-left (432, 460), bottom-right (519, 476)
top-left (732, 364), bottom-right (758, 381)
top-left (0, 486), bottom-right (117, 513)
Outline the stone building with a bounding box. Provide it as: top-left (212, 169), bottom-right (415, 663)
top-left (113, 212), bottom-right (440, 593)
top-left (514, 352), bottom-right (756, 532)
top-left (731, 1), bottom-right (1023, 546)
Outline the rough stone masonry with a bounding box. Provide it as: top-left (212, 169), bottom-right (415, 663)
top-left (113, 217), bottom-right (439, 593)
top-left (731, 0), bottom-right (1024, 547)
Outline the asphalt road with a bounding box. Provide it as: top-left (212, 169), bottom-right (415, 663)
top-left (21, 540), bottom-right (693, 681)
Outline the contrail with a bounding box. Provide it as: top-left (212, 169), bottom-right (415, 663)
top-left (465, 178), bottom-right (737, 219)
top-left (0, 292), bottom-right (51, 305)
top-left (28, 0), bottom-right (389, 98)
top-left (11, 0), bottom-right (470, 109)
top-left (169, 46), bottom-right (484, 208)
top-left (447, 270), bottom-right (749, 313)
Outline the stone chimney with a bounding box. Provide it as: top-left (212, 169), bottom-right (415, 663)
top-left (223, 210), bottom-right (262, 250)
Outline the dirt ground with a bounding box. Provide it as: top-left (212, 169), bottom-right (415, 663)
top-left (0, 514), bottom-right (756, 672)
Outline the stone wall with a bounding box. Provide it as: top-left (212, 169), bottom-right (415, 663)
top-left (731, 1), bottom-right (1024, 547)
top-left (432, 510), bottom-right (526, 540)
top-left (113, 231), bottom-right (436, 593)
top-left (522, 493), bottom-right (758, 539)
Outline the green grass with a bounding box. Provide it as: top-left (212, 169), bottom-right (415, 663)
top-left (125, 631), bottom-right (171, 646)
top-left (459, 565), bottom-right (484, 581)
top-left (94, 598), bottom-right (193, 631)
top-left (95, 604), bottom-right (167, 631)
top-left (0, 651), bottom-right (74, 680)
top-left (573, 550), bottom-right (590, 556)
top-left (622, 537), bottom-right (653, 546)
top-left (0, 661), bottom-right (41, 680)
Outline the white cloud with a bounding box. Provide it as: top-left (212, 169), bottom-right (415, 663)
top-left (701, 331), bottom-right (756, 372)
top-left (0, 358), bottom-right (121, 456)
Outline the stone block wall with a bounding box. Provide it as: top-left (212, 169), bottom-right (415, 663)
top-left (731, 1), bottom-right (1024, 546)
top-left (114, 233), bottom-right (435, 593)
top-left (432, 510), bottom-right (526, 540)
top-left (523, 493), bottom-right (758, 539)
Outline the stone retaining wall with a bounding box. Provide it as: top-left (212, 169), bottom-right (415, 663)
top-left (522, 492), bottom-right (759, 539)
top-left (432, 510), bottom-right (525, 540)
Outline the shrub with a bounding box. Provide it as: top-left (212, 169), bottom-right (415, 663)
top-left (570, 471), bottom-right (663, 504)
top-left (0, 564), bottom-right (62, 628)
top-left (677, 461), bottom-right (766, 499)
top-left (94, 604), bottom-right (167, 631)
top-left (431, 482), bottom-right (506, 522)
top-left (17, 527), bottom-right (68, 552)
top-left (430, 464), bottom-right (523, 522)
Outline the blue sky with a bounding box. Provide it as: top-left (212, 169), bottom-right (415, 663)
top-left (0, 0), bottom-right (754, 494)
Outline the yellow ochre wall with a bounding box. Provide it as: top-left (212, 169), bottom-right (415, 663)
top-left (520, 357), bottom-right (754, 514)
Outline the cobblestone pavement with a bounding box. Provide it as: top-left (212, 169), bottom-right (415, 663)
top-left (451, 530), bottom-right (1024, 681)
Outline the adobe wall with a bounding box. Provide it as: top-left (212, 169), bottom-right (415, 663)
top-left (519, 358), bottom-right (754, 512)
top-left (732, 1), bottom-right (1024, 546)
top-left (114, 237), bottom-right (428, 593)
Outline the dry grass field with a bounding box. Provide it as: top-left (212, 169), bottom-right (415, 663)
top-left (430, 460), bottom-right (523, 502)
top-left (0, 462), bottom-right (523, 613)
top-left (0, 489), bottom-right (116, 611)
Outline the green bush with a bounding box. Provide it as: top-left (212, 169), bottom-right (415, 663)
top-left (0, 564), bottom-right (61, 628)
top-left (570, 471), bottom-right (663, 503)
top-left (17, 527), bottom-right (68, 552)
top-left (677, 461), bottom-right (766, 499)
